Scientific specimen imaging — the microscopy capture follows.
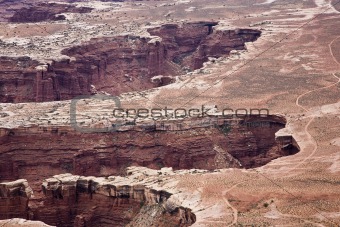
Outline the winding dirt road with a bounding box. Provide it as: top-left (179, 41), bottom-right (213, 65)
top-left (222, 181), bottom-right (248, 226)
top-left (287, 36), bottom-right (340, 175)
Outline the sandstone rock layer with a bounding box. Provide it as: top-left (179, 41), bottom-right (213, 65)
top-left (0, 174), bottom-right (195, 227)
top-left (0, 115), bottom-right (299, 192)
top-left (0, 23), bottom-right (260, 103)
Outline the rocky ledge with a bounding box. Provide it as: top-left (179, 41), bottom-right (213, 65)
top-left (0, 168), bottom-right (197, 227)
top-left (0, 218), bottom-right (52, 227)
top-left (0, 179), bottom-right (33, 220)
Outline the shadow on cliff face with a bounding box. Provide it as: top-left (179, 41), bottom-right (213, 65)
top-left (0, 115), bottom-right (299, 183)
top-left (147, 22), bottom-right (261, 70)
top-left (0, 174), bottom-right (196, 227)
top-left (0, 22), bottom-right (261, 103)
top-left (0, 114), bottom-right (299, 226)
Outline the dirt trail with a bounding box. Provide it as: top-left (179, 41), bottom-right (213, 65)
top-left (329, 36), bottom-right (340, 65)
top-left (287, 36), bottom-right (340, 175)
top-left (222, 181), bottom-right (248, 226)
top-left (295, 73), bottom-right (340, 111)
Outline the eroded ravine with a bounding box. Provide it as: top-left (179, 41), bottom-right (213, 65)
top-left (0, 114), bottom-right (300, 226)
top-left (0, 15), bottom-right (300, 227)
top-left (0, 115), bottom-right (299, 183)
top-left (0, 22), bottom-right (260, 103)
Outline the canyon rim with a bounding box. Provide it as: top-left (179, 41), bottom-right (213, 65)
top-left (1, 0), bottom-right (340, 226)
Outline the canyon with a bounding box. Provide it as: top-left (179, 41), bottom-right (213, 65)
top-left (0, 112), bottom-right (299, 226)
top-left (0, 22), bottom-right (260, 103)
top-left (1, 0), bottom-right (339, 226)
top-left (0, 5), bottom-right (267, 225)
top-left (0, 115), bottom-right (298, 187)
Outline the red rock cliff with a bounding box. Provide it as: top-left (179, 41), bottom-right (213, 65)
top-left (0, 174), bottom-right (196, 227)
top-left (0, 23), bottom-right (261, 103)
top-left (0, 179), bottom-right (33, 220)
top-left (0, 115), bottom-right (298, 192)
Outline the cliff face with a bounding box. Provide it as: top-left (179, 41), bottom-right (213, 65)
top-left (0, 36), bottom-right (165, 102)
top-left (0, 115), bottom-right (298, 192)
top-left (0, 113), bottom-right (299, 226)
top-left (0, 174), bottom-right (195, 227)
top-left (37, 174), bottom-right (195, 227)
top-left (0, 23), bottom-right (261, 103)
top-left (148, 23), bottom-right (261, 70)
top-left (56, 36), bottom-right (167, 99)
top-left (0, 179), bottom-right (33, 220)
top-left (0, 57), bottom-right (39, 103)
